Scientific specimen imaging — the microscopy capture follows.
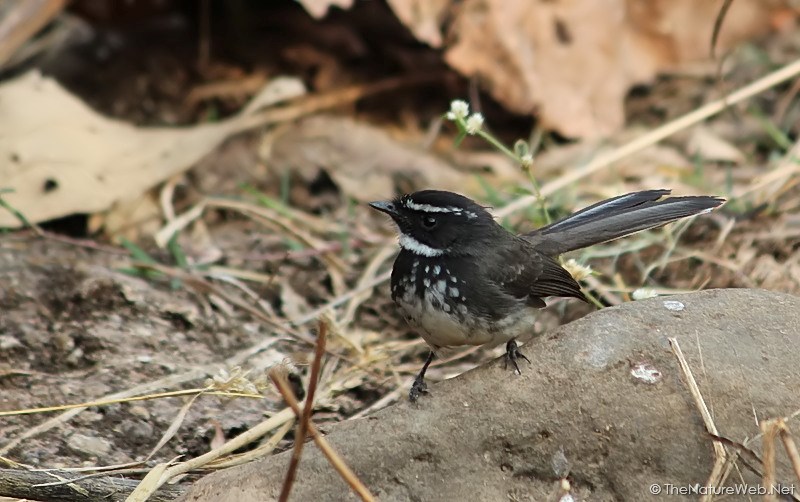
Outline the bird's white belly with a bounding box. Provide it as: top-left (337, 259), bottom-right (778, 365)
top-left (397, 293), bottom-right (533, 350)
top-left (395, 278), bottom-right (469, 347)
top-left (414, 303), bottom-right (486, 348)
top-left (394, 271), bottom-right (539, 350)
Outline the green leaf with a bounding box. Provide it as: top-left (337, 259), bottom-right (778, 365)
top-left (120, 238), bottom-right (158, 264)
top-left (167, 234), bottom-right (189, 269)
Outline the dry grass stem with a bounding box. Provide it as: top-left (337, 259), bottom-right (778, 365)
top-left (497, 57), bottom-right (800, 218)
top-left (289, 270), bottom-right (392, 327)
top-left (340, 245), bottom-right (396, 326)
top-left (778, 423), bottom-right (800, 481)
top-left (0, 388), bottom-right (259, 418)
top-left (126, 407), bottom-right (297, 501)
top-left (668, 337), bottom-right (728, 500)
top-left (0, 370), bottom-right (210, 455)
top-left (145, 394), bottom-right (201, 461)
top-left (232, 73), bottom-right (442, 135)
top-left (154, 200), bottom-right (207, 247)
top-left (762, 419), bottom-right (779, 502)
top-left (582, 275), bottom-right (623, 305)
top-left (738, 138), bottom-right (800, 200)
top-left (207, 419), bottom-right (295, 469)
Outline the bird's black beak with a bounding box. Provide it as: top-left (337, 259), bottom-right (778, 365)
top-left (368, 200), bottom-right (398, 216)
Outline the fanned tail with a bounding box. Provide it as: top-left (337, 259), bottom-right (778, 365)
top-left (524, 190), bottom-right (724, 256)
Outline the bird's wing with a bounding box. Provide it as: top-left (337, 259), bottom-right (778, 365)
top-left (486, 239), bottom-right (587, 307)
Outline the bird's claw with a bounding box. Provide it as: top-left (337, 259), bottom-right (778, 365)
top-left (504, 339), bottom-right (531, 375)
top-left (409, 378), bottom-right (429, 402)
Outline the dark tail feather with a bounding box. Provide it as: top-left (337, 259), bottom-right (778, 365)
top-left (524, 190), bottom-right (725, 256)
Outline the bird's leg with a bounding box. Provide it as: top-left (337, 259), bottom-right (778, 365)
top-left (504, 339), bottom-right (531, 375)
top-left (409, 351), bottom-right (435, 402)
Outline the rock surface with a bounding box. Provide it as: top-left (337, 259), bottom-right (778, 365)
top-left (183, 289), bottom-right (800, 502)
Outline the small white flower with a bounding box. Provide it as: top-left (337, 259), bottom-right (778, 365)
top-left (445, 100), bottom-right (469, 120)
top-left (564, 259), bottom-right (593, 281)
top-left (465, 113), bottom-right (484, 134)
top-left (520, 153), bottom-right (534, 169)
top-left (632, 288), bottom-right (658, 300)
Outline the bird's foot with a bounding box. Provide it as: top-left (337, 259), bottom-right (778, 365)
top-left (409, 376), bottom-right (429, 402)
top-left (504, 339), bottom-right (531, 375)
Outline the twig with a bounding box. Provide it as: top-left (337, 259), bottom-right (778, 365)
top-left (231, 73), bottom-right (442, 135)
top-left (668, 337), bottom-right (728, 501)
top-left (236, 239), bottom-right (371, 263)
top-left (778, 421), bottom-right (800, 481)
top-left (279, 320), bottom-right (329, 502)
top-left (269, 370), bottom-right (375, 502)
top-left (710, 433), bottom-right (765, 475)
top-left (206, 419), bottom-right (294, 469)
top-left (0, 467), bottom-right (183, 502)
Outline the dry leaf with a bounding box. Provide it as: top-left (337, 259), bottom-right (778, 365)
top-left (262, 115), bottom-right (468, 201)
top-left (209, 420), bottom-right (227, 451)
top-left (687, 126), bottom-right (746, 164)
top-left (297, 0), bottom-right (355, 19)
top-left (438, 0), bottom-right (786, 138)
top-left (280, 280), bottom-right (312, 321)
top-left (0, 71), bottom-right (305, 228)
top-left (385, 0), bottom-right (450, 47)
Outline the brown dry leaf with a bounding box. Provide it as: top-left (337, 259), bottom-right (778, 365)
top-left (209, 420), bottom-right (227, 451)
top-left (0, 71), bottom-right (305, 228)
top-left (297, 0), bottom-right (355, 19)
top-left (262, 115), bottom-right (472, 201)
top-left (385, 0), bottom-right (450, 47)
top-left (280, 280), bottom-right (312, 321)
top-left (438, 0), bottom-right (787, 138)
top-left (687, 126), bottom-right (745, 164)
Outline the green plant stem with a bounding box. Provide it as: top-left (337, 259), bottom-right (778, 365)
top-left (475, 130), bottom-right (550, 224)
top-left (477, 130), bottom-right (518, 161)
top-left (583, 289), bottom-right (605, 309)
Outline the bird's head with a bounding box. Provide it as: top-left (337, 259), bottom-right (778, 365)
top-left (369, 190), bottom-right (500, 257)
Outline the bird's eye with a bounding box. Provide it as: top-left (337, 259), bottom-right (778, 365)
top-left (421, 216), bottom-right (437, 229)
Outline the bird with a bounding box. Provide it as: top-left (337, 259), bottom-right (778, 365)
top-left (369, 189), bottom-right (724, 401)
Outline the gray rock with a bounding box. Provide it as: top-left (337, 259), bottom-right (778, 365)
top-left (182, 289), bottom-right (800, 502)
top-left (67, 433), bottom-right (113, 459)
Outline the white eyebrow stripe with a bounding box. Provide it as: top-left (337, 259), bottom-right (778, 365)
top-left (398, 234), bottom-right (445, 257)
top-left (403, 200), bottom-right (462, 213)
